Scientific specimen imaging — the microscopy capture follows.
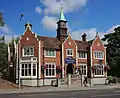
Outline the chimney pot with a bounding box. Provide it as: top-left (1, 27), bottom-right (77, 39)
top-left (82, 33), bottom-right (87, 41)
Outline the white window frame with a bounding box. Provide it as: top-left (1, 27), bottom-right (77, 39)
top-left (79, 64), bottom-right (87, 76)
top-left (66, 49), bottom-right (73, 56)
top-left (94, 64), bottom-right (104, 77)
top-left (78, 52), bottom-right (87, 59)
top-left (45, 63), bottom-right (56, 77)
top-left (22, 46), bottom-right (34, 57)
top-left (94, 51), bottom-right (104, 60)
top-left (44, 50), bottom-right (56, 57)
top-left (20, 63), bottom-right (37, 78)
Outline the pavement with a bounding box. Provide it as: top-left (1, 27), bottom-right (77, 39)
top-left (1, 87), bottom-right (120, 98)
top-left (0, 84), bottom-right (120, 94)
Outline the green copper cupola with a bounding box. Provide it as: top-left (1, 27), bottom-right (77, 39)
top-left (59, 7), bottom-right (66, 21)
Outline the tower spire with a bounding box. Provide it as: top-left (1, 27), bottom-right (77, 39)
top-left (59, 4), bottom-right (66, 21)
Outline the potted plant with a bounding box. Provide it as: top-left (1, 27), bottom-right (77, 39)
top-left (104, 65), bottom-right (110, 72)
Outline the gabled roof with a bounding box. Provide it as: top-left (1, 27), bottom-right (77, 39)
top-left (37, 36), bottom-right (61, 49)
top-left (37, 36), bottom-right (90, 51)
top-left (75, 40), bottom-right (90, 51)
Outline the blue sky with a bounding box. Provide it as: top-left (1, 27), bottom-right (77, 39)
top-left (0, 0), bottom-right (120, 42)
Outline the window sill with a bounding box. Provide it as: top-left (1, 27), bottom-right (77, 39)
top-left (44, 56), bottom-right (56, 58)
top-left (94, 75), bottom-right (104, 77)
top-left (45, 76), bottom-right (56, 78)
top-left (67, 55), bottom-right (73, 57)
top-left (23, 55), bottom-right (34, 57)
top-left (78, 58), bottom-right (87, 59)
top-left (20, 76), bottom-right (37, 78)
top-left (94, 58), bottom-right (104, 60)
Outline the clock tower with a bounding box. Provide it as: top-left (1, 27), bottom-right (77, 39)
top-left (57, 8), bottom-right (68, 42)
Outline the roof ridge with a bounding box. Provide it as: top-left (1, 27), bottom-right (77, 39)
top-left (38, 35), bottom-right (58, 39)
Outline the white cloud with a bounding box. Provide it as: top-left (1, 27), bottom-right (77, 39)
top-left (106, 25), bottom-right (120, 34)
top-left (71, 28), bottom-right (101, 41)
top-left (40, 0), bottom-right (87, 15)
top-left (42, 16), bottom-right (57, 31)
top-left (39, 0), bottom-right (87, 30)
top-left (0, 25), bottom-right (18, 42)
top-left (35, 6), bottom-right (42, 14)
top-left (0, 25), bottom-right (13, 34)
top-left (71, 25), bottom-right (120, 41)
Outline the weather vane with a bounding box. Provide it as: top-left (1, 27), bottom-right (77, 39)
top-left (60, 0), bottom-right (64, 10)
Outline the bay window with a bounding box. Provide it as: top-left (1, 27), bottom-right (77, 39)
top-left (45, 63), bottom-right (56, 77)
top-left (21, 63), bottom-right (37, 77)
top-left (94, 64), bottom-right (104, 76)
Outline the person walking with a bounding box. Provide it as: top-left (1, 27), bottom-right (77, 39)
top-left (83, 76), bottom-right (88, 87)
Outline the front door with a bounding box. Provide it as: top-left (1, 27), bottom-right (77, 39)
top-left (67, 63), bottom-right (73, 75)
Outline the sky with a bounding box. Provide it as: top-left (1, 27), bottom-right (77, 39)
top-left (0, 0), bottom-right (120, 42)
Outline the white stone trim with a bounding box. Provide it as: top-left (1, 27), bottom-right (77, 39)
top-left (39, 41), bottom-right (41, 78)
top-left (104, 48), bottom-right (106, 65)
top-left (62, 35), bottom-right (77, 46)
top-left (104, 47), bottom-right (107, 77)
top-left (76, 45), bottom-right (78, 67)
top-left (16, 44), bottom-right (18, 80)
top-left (62, 43), bottom-right (64, 78)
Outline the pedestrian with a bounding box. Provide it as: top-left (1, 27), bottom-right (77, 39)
top-left (83, 76), bottom-right (88, 87)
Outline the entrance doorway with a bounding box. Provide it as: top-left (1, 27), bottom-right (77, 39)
top-left (67, 63), bottom-right (73, 75)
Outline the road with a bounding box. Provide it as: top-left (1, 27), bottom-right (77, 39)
top-left (1, 88), bottom-right (120, 98)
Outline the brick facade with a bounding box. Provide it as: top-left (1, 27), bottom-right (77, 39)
top-left (8, 11), bottom-right (107, 86)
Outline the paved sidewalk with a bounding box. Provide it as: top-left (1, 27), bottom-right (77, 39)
top-left (0, 84), bottom-right (120, 94)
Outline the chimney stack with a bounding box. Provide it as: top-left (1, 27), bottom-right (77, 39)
top-left (82, 33), bottom-right (87, 41)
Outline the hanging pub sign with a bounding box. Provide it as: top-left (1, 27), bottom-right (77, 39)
top-left (65, 57), bottom-right (76, 64)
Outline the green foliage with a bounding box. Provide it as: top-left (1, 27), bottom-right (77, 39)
top-left (0, 35), bottom-right (8, 73)
top-left (102, 26), bottom-right (120, 77)
top-left (0, 12), bottom-right (5, 26)
top-left (107, 76), bottom-right (117, 83)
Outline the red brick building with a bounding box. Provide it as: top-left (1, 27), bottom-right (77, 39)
top-left (8, 9), bottom-right (107, 86)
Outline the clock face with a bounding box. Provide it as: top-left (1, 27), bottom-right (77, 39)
top-left (97, 43), bottom-right (100, 46)
top-left (26, 37), bottom-right (29, 40)
top-left (68, 41), bottom-right (71, 45)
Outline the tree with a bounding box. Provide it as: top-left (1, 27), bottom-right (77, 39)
top-left (102, 26), bottom-right (120, 77)
top-left (0, 36), bottom-right (8, 74)
top-left (0, 12), bottom-right (5, 26)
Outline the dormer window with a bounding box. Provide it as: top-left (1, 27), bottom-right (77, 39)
top-left (45, 50), bottom-right (56, 57)
top-left (78, 52), bottom-right (87, 59)
top-left (23, 46), bottom-right (34, 57)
